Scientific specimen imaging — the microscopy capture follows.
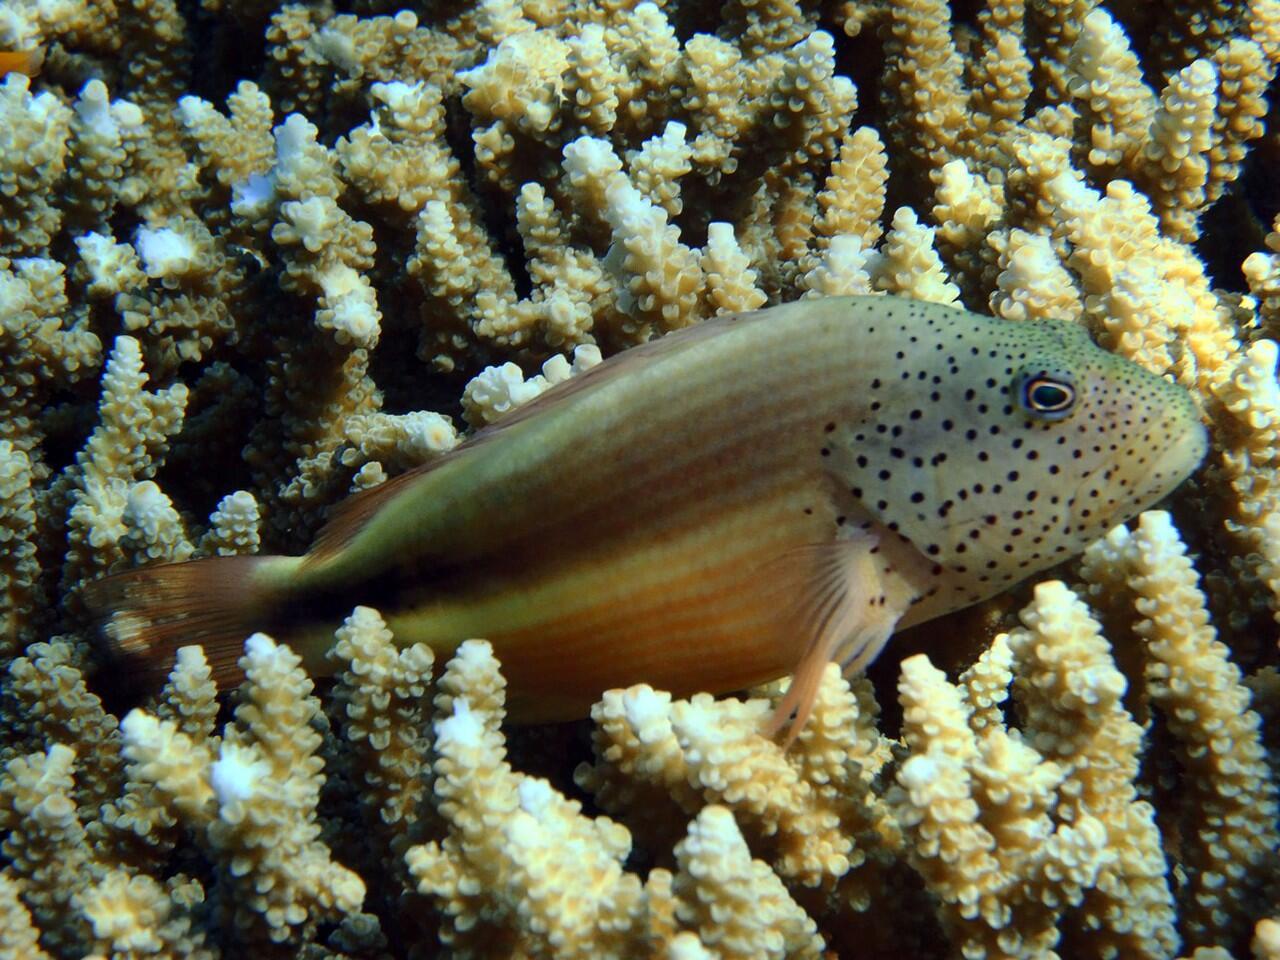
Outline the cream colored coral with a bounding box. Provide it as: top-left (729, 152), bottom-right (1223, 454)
top-left (798, 235), bottom-right (874, 298)
top-left (61, 336), bottom-right (188, 592)
top-left (890, 580), bottom-right (1178, 959)
top-left (0, 254), bottom-right (102, 471)
top-left (197, 490), bottom-right (262, 557)
top-left (336, 410), bottom-right (460, 478)
top-left (0, 74), bottom-right (73, 256)
top-left (680, 34), bottom-right (748, 182)
top-left (601, 3), bottom-right (681, 141)
top-left (262, 114), bottom-right (382, 350)
top-left (879, 0), bottom-right (968, 171)
top-left (1006, 580), bottom-right (1177, 959)
top-left (121, 634), bottom-right (366, 942)
top-left (870, 207), bottom-right (961, 306)
top-left (1066, 8), bottom-right (1155, 173)
top-left (671, 805), bottom-right (825, 960)
top-left (815, 126), bottom-right (889, 249)
top-left (629, 121), bottom-right (693, 221)
top-left (1211, 339), bottom-right (1280, 616)
top-left (515, 182), bottom-right (614, 347)
top-left (462, 343), bottom-right (602, 428)
top-left (430, 637), bottom-right (509, 729)
top-left (177, 80), bottom-right (274, 190)
top-left (329, 606), bottom-right (435, 846)
top-left (1090, 511), bottom-right (1278, 946)
top-left (0, 871), bottom-right (53, 960)
top-left (578, 666), bottom-right (889, 890)
top-left (1205, 38), bottom-right (1272, 208)
top-left (563, 23), bottom-right (621, 137)
top-left (958, 631), bottom-right (1013, 732)
top-left (602, 175), bottom-right (705, 336)
top-left (967, 2), bottom-right (1032, 165)
top-left (65, 79), bottom-right (141, 234)
top-left (458, 28), bottom-right (569, 138)
top-left (118, 480), bottom-right (193, 568)
top-left (406, 642), bottom-right (653, 959)
top-left (78, 869), bottom-right (216, 960)
top-left (340, 82), bottom-right (519, 360)
top-left (0, 441), bottom-right (39, 659)
top-left (4, 640), bottom-right (124, 817)
top-left (986, 228), bottom-right (1083, 322)
top-left (155, 646), bottom-right (219, 744)
top-left (763, 31), bottom-right (857, 176)
top-left (700, 222), bottom-right (767, 315)
top-left (1255, 919), bottom-right (1280, 960)
top-left (1136, 58), bottom-right (1217, 241)
top-left (891, 657), bottom-right (1004, 941)
top-left (931, 159), bottom-right (1003, 292)
top-left (1244, 213), bottom-right (1280, 329)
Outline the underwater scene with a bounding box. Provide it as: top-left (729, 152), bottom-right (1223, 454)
top-left (1, 0), bottom-right (1279, 956)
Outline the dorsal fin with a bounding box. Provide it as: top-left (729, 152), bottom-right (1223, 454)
top-left (307, 465), bottom-right (438, 561)
top-left (308, 308), bottom-right (766, 562)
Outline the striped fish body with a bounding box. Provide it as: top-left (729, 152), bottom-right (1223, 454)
top-left (91, 296), bottom-right (1208, 729)
top-left (292, 299), bottom-right (911, 720)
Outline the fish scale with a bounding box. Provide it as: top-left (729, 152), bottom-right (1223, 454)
top-left (87, 296), bottom-right (1208, 737)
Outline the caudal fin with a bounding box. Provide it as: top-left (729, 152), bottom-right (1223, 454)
top-left (83, 555), bottom-right (288, 692)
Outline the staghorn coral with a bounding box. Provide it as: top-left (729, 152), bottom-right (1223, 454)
top-left (2, 0), bottom-right (1280, 957)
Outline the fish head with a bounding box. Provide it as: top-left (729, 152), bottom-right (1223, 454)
top-left (838, 311), bottom-right (1208, 613)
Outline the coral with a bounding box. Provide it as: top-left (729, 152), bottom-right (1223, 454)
top-left (2, 0), bottom-right (1279, 957)
top-left (120, 633), bottom-right (366, 944)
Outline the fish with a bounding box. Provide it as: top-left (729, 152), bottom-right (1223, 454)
top-left (85, 295), bottom-right (1209, 739)
top-left (0, 49), bottom-right (43, 77)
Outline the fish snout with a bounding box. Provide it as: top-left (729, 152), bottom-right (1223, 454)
top-left (1151, 413), bottom-right (1210, 488)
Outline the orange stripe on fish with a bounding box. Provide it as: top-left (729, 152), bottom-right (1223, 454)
top-left (84, 296), bottom-right (1208, 742)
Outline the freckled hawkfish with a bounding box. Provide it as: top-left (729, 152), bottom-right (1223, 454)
top-left (87, 296), bottom-right (1208, 739)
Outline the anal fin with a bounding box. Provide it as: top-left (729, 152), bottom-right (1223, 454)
top-left (760, 531), bottom-right (903, 747)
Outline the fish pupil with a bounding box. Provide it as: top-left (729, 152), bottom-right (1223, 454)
top-left (1032, 383), bottom-right (1068, 408)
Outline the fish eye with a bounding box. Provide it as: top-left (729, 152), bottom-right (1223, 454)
top-left (1016, 370), bottom-right (1077, 420)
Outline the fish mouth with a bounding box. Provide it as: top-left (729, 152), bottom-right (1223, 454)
top-left (1080, 414), bottom-right (1208, 527)
top-left (1070, 414), bottom-right (1209, 530)
top-left (1146, 415), bottom-right (1210, 495)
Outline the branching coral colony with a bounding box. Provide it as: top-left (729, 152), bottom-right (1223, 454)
top-left (1, 0), bottom-right (1279, 957)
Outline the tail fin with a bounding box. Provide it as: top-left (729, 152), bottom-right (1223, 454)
top-left (82, 555), bottom-right (289, 692)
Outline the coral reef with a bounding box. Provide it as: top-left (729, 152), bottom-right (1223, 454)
top-left (1, 0), bottom-right (1279, 957)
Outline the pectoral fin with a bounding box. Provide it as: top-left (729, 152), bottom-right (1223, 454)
top-left (760, 532), bottom-right (902, 746)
